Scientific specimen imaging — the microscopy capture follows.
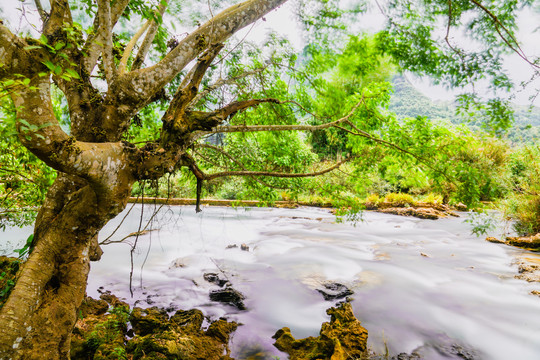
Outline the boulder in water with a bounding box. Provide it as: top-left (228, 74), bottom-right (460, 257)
top-left (316, 282), bottom-right (354, 301)
top-left (209, 286), bottom-right (246, 310)
top-left (273, 302), bottom-right (368, 360)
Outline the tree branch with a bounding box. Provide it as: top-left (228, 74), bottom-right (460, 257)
top-left (43, 0), bottom-right (72, 36)
top-left (113, 0), bottom-right (288, 115)
top-left (131, 0), bottom-right (169, 71)
top-left (188, 66), bottom-right (267, 107)
top-left (118, 21), bottom-right (152, 74)
top-left (469, 0), bottom-right (537, 69)
top-left (196, 98), bottom-right (363, 136)
top-left (34, 0), bottom-right (49, 24)
top-left (83, 0), bottom-right (130, 76)
top-left (193, 143), bottom-right (291, 190)
top-left (96, 0), bottom-right (117, 84)
top-left (204, 156), bottom-right (355, 181)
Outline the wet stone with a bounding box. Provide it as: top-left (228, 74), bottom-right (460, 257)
top-left (79, 296), bottom-right (109, 317)
top-left (273, 302), bottom-right (368, 360)
top-left (209, 286), bottom-right (246, 310)
top-left (316, 282), bottom-right (354, 301)
top-left (130, 307), bottom-right (170, 336)
top-left (204, 272), bottom-right (229, 287)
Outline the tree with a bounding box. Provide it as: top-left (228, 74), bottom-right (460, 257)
top-left (0, 0), bottom-right (296, 357)
top-left (0, 0), bottom-right (537, 358)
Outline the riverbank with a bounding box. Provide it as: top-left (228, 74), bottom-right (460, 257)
top-left (127, 194), bottom-right (464, 220)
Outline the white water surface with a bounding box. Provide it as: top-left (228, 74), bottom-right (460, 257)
top-left (4, 205), bottom-right (540, 359)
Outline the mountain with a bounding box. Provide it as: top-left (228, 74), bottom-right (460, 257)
top-left (389, 75), bottom-right (540, 145)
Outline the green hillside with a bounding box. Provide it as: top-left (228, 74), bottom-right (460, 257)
top-left (389, 75), bottom-right (540, 145)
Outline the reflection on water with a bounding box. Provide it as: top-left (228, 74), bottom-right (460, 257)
top-left (81, 205), bottom-right (540, 359)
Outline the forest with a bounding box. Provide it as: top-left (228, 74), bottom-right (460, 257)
top-left (1, 0), bottom-right (540, 359)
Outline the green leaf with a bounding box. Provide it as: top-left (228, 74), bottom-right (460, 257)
top-left (54, 42), bottom-right (66, 51)
top-left (18, 118), bottom-right (31, 127)
top-left (53, 65), bottom-right (62, 75)
top-left (65, 68), bottom-right (80, 79)
top-left (24, 45), bottom-right (42, 51)
top-left (42, 60), bottom-right (56, 71)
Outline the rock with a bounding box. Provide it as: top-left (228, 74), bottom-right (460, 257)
top-left (391, 334), bottom-right (480, 360)
top-left (486, 237), bottom-right (505, 244)
top-left (79, 296), bottom-right (109, 317)
top-left (454, 202), bottom-right (467, 211)
top-left (531, 290), bottom-right (540, 297)
top-left (420, 252), bottom-right (429, 257)
top-left (170, 258), bottom-right (186, 268)
top-left (380, 207), bottom-right (442, 220)
top-left (273, 302), bottom-right (368, 360)
top-left (240, 243), bottom-right (250, 251)
top-left (514, 258), bottom-right (540, 283)
top-left (506, 233), bottom-right (540, 250)
top-left (170, 309), bottom-right (204, 332)
top-left (130, 307), bottom-right (170, 336)
top-left (226, 244), bottom-right (238, 249)
top-left (99, 291), bottom-right (129, 308)
top-left (316, 282), bottom-right (354, 301)
top-left (206, 318), bottom-right (238, 343)
top-left (204, 272), bottom-right (229, 287)
top-left (392, 352), bottom-right (422, 360)
top-left (209, 286), bottom-right (246, 310)
top-left (71, 295), bottom-right (238, 360)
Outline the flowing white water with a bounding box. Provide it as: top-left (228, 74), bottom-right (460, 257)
top-left (3, 205), bottom-right (540, 359)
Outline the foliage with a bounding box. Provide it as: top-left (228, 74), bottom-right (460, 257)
top-left (505, 146), bottom-right (540, 235)
top-left (0, 99), bottom-right (56, 230)
top-left (464, 210), bottom-right (497, 237)
top-left (0, 257), bottom-right (20, 310)
top-left (377, 0), bottom-right (538, 132)
top-left (84, 306), bottom-right (130, 359)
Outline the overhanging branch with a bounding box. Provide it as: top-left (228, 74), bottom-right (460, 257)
top-left (204, 156), bottom-right (356, 181)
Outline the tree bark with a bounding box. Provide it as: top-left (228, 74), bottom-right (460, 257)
top-left (0, 181), bottom-right (129, 359)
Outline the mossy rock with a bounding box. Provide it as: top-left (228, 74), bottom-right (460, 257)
top-left (273, 302), bottom-right (368, 360)
top-left (170, 309), bottom-right (204, 332)
top-left (131, 307), bottom-right (170, 336)
top-left (127, 330), bottom-right (194, 360)
top-left (72, 295), bottom-right (238, 360)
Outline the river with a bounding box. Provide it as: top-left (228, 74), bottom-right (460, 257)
top-left (3, 204), bottom-right (540, 359)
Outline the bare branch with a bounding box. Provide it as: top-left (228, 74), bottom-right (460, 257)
top-left (196, 98), bottom-right (363, 136)
top-left (204, 156), bottom-right (355, 181)
top-left (34, 0), bottom-right (49, 24)
top-left (118, 21), bottom-right (152, 74)
top-left (95, 0), bottom-right (117, 83)
top-left (113, 0), bottom-right (288, 114)
top-left (83, 0), bottom-right (130, 76)
top-left (131, 0), bottom-right (170, 71)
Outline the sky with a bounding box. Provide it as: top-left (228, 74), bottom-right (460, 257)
top-left (1, 0), bottom-right (539, 107)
